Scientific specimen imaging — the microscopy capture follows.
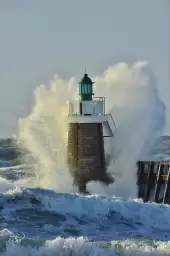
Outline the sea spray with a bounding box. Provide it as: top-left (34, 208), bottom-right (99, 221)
top-left (18, 77), bottom-right (76, 191)
top-left (88, 62), bottom-right (166, 198)
top-left (17, 61), bottom-right (166, 198)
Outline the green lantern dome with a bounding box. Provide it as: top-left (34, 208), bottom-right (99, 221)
top-left (78, 73), bottom-right (94, 101)
top-left (79, 73), bottom-right (93, 85)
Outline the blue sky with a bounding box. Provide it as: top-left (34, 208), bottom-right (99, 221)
top-left (0, 0), bottom-right (169, 137)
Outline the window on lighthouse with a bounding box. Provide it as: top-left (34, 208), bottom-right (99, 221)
top-left (87, 84), bottom-right (92, 94)
top-left (80, 84), bottom-right (92, 95)
top-left (83, 85), bottom-right (86, 94)
top-left (84, 84), bottom-right (88, 94)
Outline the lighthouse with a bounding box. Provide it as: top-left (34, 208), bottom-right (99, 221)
top-left (67, 72), bottom-right (115, 194)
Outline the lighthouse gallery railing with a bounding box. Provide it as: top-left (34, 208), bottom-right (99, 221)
top-left (68, 97), bottom-right (105, 116)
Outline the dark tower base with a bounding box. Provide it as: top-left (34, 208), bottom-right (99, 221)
top-left (67, 122), bottom-right (114, 193)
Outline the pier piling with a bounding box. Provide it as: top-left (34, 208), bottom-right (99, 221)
top-left (137, 161), bottom-right (170, 204)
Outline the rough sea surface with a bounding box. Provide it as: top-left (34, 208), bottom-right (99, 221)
top-left (0, 137), bottom-right (170, 255)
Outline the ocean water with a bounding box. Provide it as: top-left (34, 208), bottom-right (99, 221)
top-left (0, 137), bottom-right (170, 256)
top-left (0, 62), bottom-right (169, 255)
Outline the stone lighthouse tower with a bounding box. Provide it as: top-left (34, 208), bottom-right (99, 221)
top-left (67, 72), bottom-right (115, 194)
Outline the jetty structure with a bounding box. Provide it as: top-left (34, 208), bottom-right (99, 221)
top-left (137, 160), bottom-right (170, 204)
top-left (67, 72), bottom-right (115, 194)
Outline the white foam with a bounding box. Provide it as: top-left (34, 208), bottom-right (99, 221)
top-left (1, 234), bottom-right (112, 256)
top-left (17, 62), bottom-right (166, 198)
top-left (0, 177), bottom-right (27, 194)
top-left (0, 228), bottom-right (13, 238)
top-left (0, 230), bottom-right (169, 256)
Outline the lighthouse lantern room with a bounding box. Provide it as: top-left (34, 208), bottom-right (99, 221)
top-left (68, 73), bottom-right (106, 119)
